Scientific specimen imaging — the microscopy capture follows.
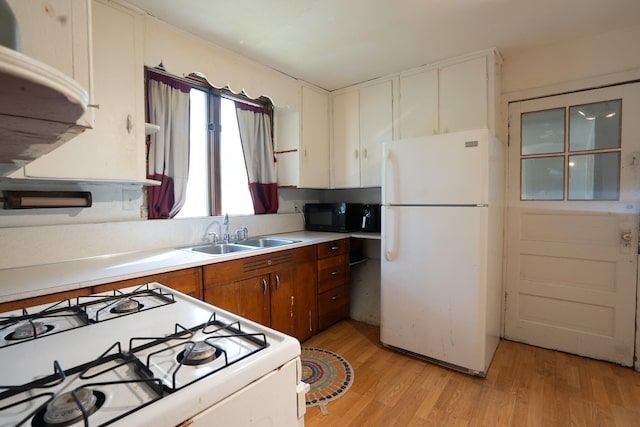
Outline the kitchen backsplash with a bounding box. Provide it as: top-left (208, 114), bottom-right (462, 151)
top-left (0, 213), bottom-right (304, 270)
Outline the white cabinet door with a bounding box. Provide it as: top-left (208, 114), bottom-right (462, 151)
top-left (274, 108), bottom-right (299, 187)
top-left (300, 85), bottom-right (330, 188)
top-left (22, 0), bottom-right (145, 181)
top-left (399, 68), bottom-right (438, 139)
top-left (331, 90), bottom-right (360, 188)
top-left (439, 56), bottom-right (487, 133)
top-left (360, 80), bottom-right (393, 187)
top-left (7, 0), bottom-right (93, 128)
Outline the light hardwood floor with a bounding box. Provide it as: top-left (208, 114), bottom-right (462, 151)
top-left (302, 320), bottom-right (640, 427)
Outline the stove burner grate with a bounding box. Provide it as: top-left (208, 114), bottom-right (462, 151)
top-left (134, 312), bottom-right (269, 392)
top-left (77, 283), bottom-right (175, 323)
top-left (0, 300), bottom-right (89, 349)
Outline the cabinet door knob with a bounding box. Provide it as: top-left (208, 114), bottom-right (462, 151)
top-left (363, 147), bottom-right (368, 159)
top-left (354, 149), bottom-right (359, 159)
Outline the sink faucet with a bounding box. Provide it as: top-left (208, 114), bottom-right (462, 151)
top-left (236, 226), bottom-right (249, 241)
top-left (203, 220), bottom-right (221, 244)
top-left (223, 213), bottom-right (230, 243)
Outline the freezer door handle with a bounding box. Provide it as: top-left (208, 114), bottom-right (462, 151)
top-left (383, 147), bottom-right (398, 205)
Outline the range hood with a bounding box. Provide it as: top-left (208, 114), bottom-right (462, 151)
top-left (0, 44), bottom-right (88, 177)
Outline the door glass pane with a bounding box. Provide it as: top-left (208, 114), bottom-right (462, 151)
top-left (568, 152), bottom-right (620, 200)
top-left (569, 100), bottom-right (621, 152)
top-left (521, 109), bottom-right (565, 155)
top-left (521, 157), bottom-right (564, 200)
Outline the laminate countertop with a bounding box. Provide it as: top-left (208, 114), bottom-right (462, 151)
top-left (0, 231), bottom-right (380, 303)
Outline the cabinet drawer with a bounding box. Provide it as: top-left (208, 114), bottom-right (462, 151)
top-left (317, 254), bottom-right (348, 294)
top-left (318, 285), bottom-right (350, 330)
top-left (317, 239), bottom-right (349, 259)
top-left (204, 246), bottom-right (315, 284)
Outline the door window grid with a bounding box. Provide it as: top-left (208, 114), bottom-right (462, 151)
top-left (520, 99), bottom-right (622, 201)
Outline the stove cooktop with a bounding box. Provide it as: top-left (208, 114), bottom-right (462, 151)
top-left (0, 283), bottom-right (300, 427)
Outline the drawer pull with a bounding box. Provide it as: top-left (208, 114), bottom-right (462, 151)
top-left (331, 295), bottom-right (339, 301)
top-left (331, 271), bottom-right (338, 275)
top-left (330, 246), bottom-right (339, 251)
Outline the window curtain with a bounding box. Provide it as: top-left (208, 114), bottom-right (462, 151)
top-left (146, 73), bottom-right (191, 219)
top-left (235, 102), bottom-right (279, 214)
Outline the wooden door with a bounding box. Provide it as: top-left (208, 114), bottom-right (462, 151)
top-left (235, 275), bottom-right (270, 326)
top-left (504, 83), bottom-right (640, 365)
top-left (270, 261), bottom-right (316, 342)
top-left (204, 275), bottom-right (270, 327)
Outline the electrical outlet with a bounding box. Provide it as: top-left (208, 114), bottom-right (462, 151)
top-left (122, 189), bottom-right (137, 211)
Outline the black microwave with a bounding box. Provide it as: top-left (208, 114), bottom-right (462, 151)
top-left (304, 203), bottom-right (363, 232)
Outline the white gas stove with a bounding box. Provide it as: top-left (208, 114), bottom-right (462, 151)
top-left (0, 283), bottom-right (309, 426)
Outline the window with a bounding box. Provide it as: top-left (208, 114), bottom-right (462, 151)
top-left (520, 99), bottom-right (621, 201)
top-left (146, 69), bottom-right (273, 218)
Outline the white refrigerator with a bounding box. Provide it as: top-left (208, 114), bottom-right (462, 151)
top-left (380, 128), bottom-right (505, 376)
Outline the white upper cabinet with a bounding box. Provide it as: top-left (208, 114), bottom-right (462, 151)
top-left (359, 80), bottom-right (393, 187)
top-left (399, 68), bottom-right (438, 139)
top-left (331, 89), bottom-right (360, 188)
top-left (7, 0), bottom-right (93, 128)
top-left (439, 56), bottom-right (488, 133)
top-left (300, 85), bottom-right (330, 188)
top-left (275, 84), bottom-right (330, 188)
top-left (332, 79), bottom-right (394, 188)
top-left (399, 49), bottom-right (501, 137)
top-left (16, 0), bottom-right (148, 182)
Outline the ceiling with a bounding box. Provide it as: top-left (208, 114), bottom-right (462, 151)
top-left (125, 0), bottom-right (640, 91)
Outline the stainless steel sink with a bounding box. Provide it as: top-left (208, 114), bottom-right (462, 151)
top-left (240, 238), bottom-right (300, 248)
top-left (189, 243), bottom-right (254, 255)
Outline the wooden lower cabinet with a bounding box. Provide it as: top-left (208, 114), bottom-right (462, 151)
top-left (316, 239), bottom-right (350, 331)
top-left (205, 274), bottom-right (270, 326)
top-left (0, 268), bottom-right (202, 313)
top-left (92, 267), bottom-right (203, 300)
top-left (0, 288), bottom-right (92, 313)
top-left (203, 246), bottom-right (317, 342)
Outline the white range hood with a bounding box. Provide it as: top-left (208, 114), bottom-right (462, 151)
top-left (0, 44), bottom-right (88, 176)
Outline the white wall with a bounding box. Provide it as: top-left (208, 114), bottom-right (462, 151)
top-left (0, 212), bottom-right (304, 270)
top-left (500, 24), bottom-right (640, 143)
top-left (143, 16), bottom-right (301, 110)
top-left (502, 25), bottom-right (640, 97)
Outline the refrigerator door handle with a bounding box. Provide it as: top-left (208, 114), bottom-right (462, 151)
top-left (383, 207), bottom-right (398, 261)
